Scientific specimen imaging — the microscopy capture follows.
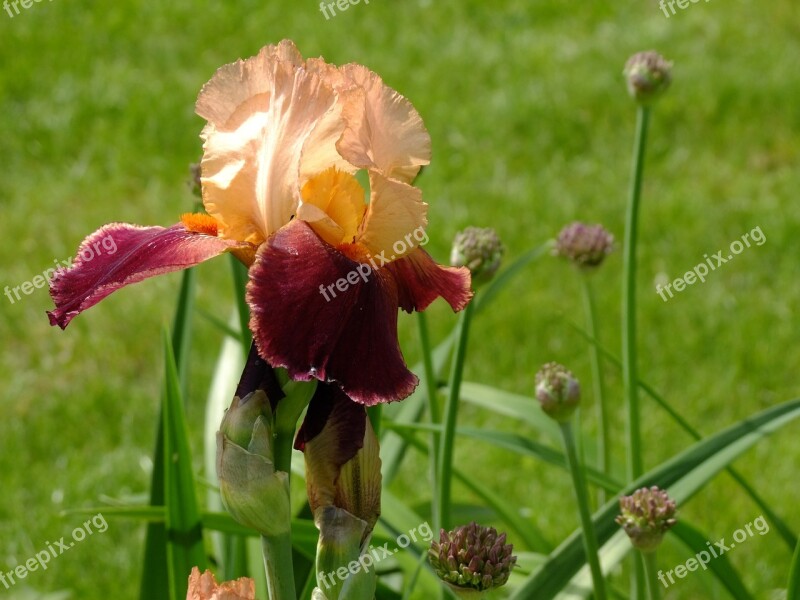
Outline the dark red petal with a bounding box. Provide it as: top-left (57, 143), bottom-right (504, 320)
top-left (385, 247), bottom-right (473, 313)
top-left (294, 383), bottom-right (371, 516)
top-left (48, 222), bottom-right (242, 329)
top-left (294, 383), bottom-right (365, 457)
top-left (247, 219), bottom-right (417, 405)
top-left (235, 342), bottom-right (285, 412)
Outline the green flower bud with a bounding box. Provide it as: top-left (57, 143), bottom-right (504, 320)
top-left (216, 389), bottom-right (291, 537)
top-left (428, 522), bottom-right (517, 597)
top-left (616, 486), bottom-right (677, 552)
top-left (535, 362), bottom-right (581, 422)
top-left (624, 51), bottom-right (672, 104)
top-left (450, 227), bottom-right (504, 284)
top-left (554, 222), bottom-right (614, 269)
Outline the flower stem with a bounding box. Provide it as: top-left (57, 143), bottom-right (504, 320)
top-left (622, 104), bottom-right (650, 482)
top-left (261, 532), bottom-right (296, 600)
top-left (418, 311), bottom-right (442, 533)
top-left (438, 299), bottom-right (475, 530)
top-left (642, 551), bottom-right (662, 600)
top-left (581, 275), bottom-right (609, 506)
top-left (560, 421), bottom-right (607, 600)
top-left (265, 381), bottom-right (314, 600)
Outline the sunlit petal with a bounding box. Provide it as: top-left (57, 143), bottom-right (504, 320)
top-left (197, 44), bottom-right (342, 244)
top-left (356, 171), bottom-right (427, 260)
top-left (336, 64), bottom-right (431, 183)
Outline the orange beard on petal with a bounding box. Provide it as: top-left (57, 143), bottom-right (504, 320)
top-left (181, 212), bottom-right (220, 237)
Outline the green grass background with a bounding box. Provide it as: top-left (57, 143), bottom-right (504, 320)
top-left (1, 0), bottom-right (798, 598)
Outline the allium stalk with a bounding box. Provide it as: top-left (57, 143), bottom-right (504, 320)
top-left (621, 56), bottom-right (671, 596)
top-left (438, 227), bottom-right (497, 530)
top-left (428, 522), bottom-right (516, 598)
top-left (621, 51), bottom-right (671, 485)
top-left (536, 364), bottom-right (607, 600)
top-left (555, 221), bottom-right (615, 505)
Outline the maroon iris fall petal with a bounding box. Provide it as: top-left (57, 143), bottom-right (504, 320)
top-left (48, 223), bottom-right (243, 329)
top-left (246, 219), bottom-right (419, 406)
top-left (385, 247), bottom-right (473, 313)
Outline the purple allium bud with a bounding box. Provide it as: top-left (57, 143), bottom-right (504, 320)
top-left (616, 486), bottom-right (677, 552)
top-left (624, 51), bottom-right (673, 104)
top-left (554, 222), bottom-right (615, 269)
top-left (428, 522), bottom-right (517, 594)
top-left (450, 227), bottom-right (504, 284)
top-left (535, 362), bottom-right (581, 422)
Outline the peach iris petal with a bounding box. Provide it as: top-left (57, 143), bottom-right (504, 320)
top-left (336, 64), bottom-right (432, 183)
top-left (197, 43), bottom-right (343, 245)
top-left (356, 171), bottom-right (427, 261)
top-left (186, 567), bottom-right (255, 600)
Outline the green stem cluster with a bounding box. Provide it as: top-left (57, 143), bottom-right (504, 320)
top-left (418, 312), bottom-right (442, 532)
top-left (261, 532), bottom-right (296, 600)
top-left (438, 299), bottom-right (476, 530)
top-left (560, 421), bottom-right (607, 600)
top-left (581, 275), bottom-right (609, 506)
top-left (622, 103), bottom-right (651, 600)
top-left (622, 104), bottom-right (650, 483)
top-left (642, 552), bottom-right (662, 600)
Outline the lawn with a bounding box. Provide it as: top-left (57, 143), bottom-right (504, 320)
top-left (1, 1), bottom-right (798, 598)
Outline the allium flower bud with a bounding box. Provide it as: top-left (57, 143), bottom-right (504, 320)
top-left (535, 362), bottom-right (581, 422)
top-left (450, 227), bottom-right (504, 284)
top-left (624, 51), bottom-right (672, 104)
top-left (616, 486), bottom-right (677, 552)
top-left (554, 222), bottom-right (614, 269)
top-left (428, 522), bottom-right (517, 596)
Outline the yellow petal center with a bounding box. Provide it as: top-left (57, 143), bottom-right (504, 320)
top-left (299, 167), bottom-right (368, 252)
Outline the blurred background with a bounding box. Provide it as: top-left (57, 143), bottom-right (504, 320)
top-left (1, 1), bottom-right (798, 598)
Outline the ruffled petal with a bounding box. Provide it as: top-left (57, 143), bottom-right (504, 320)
top-left (195, 40), bottom-right (303, 128)
top-left (385, 247), bottom-right (473, 313)
top-left (186, 567), bottom-right (255, 600)
top-left (197, 43), bottom-right (343, 245)
top-left (247, 219), bottom-right (418, 405)
top-left (356, 171), bottom-right (427, 260)
top-left (48, 223), bottom-right (243, 329)
top-left (336, 64), bottom-right (431, 183)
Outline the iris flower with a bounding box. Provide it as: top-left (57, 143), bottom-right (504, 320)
top-left (48, 40), bottom-right (472, 405)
